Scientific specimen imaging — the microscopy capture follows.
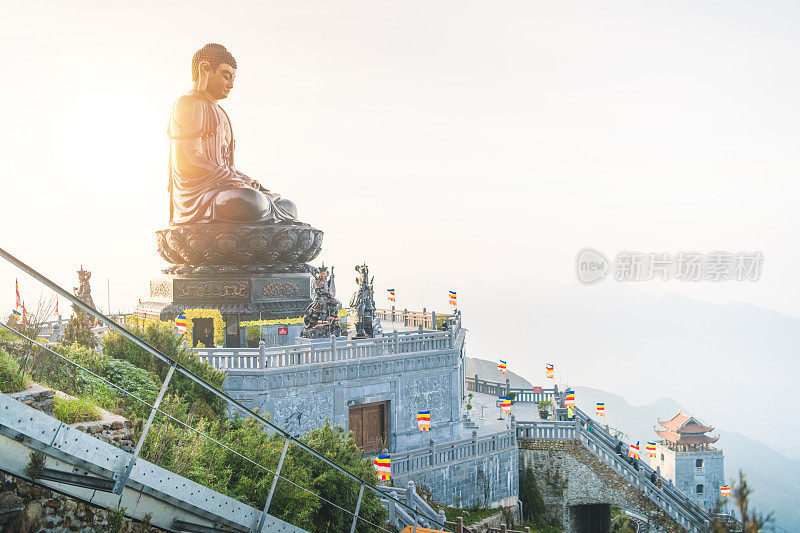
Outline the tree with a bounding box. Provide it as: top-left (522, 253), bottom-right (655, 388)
top-left (519, 465), bottom-right (546, 522)
top-left (710, 471), bottom-right (773, 533)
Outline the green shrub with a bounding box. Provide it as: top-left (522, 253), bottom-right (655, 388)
top-left (0, 348), bottom-right (26, 393)
top-left (53, 396), bottom-right (101, 424)
top-left (25, 450), bottom-right (46, 480)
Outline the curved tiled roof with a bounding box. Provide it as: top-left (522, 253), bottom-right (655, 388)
top-left (655, 429), bottom-right (719, 445)
top-left (658, 412), bottom-right (713, 433)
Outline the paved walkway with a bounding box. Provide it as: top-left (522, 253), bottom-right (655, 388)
top-left (460, 391), bottom-right (545, 439)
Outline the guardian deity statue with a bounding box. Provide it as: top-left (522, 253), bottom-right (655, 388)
top-left (301, 266), bottom-right (342, 338)
top-left (349, 264), bottom-right (381, 338)
top-left (73, 266), bottom-right (96, 310)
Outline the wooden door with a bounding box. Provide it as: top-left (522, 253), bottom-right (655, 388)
top-left (349, 401), bottom-right (388, 452)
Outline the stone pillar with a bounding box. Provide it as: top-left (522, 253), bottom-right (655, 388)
top-left (506, 378), bottom-right (510, 396)
top-left (388, 490), bottom-right (398, 526)
top-left (259, 340), bottom-right (266, 369)
top-left (431, 310), bottom-right (437, 330)
top-left (403, 308), bottom-right (409, 327)
top-left (406, 480), bottom-right (416, 513)
top-left (474, 374), bottom-right (479, 393)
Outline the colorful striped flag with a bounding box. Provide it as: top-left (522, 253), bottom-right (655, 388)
top-left (21, 302), bottom-right (28, 324)
top-left (596, 403), bottom-right (605, 417)
top-left (175, 314), bottom-right (187, 332)
top-left (417, 410), bottom-right (431, 431)
top-left (567, 406), bottom-right (574, 419)
top-left (93, 316), bottom-right (103, 328)
top-left (12, 309), bottom-right (21, 320)
top-left (387, 289), bottom-right (395, 303)
top-left (448, 291), bottom-right (457, 306)
top-left (374, 454), bottom-right (391, 480)
top-left (54, 299), bottom-right (58, 316)
top-left (646, 441), bottom-right (656, 458)
top-left (628, 442), bottom-right (640, 460)
top-left (720, 485), bottom-right (731, 497)
top-left (499, 396), bottom-right (512, 414)
top-left (497, 359), bottom-right (507, 374)
top-left (545, 363), bottom-right (554, 379)
top-left (15, 279), bottom-right (21, 308)
top-left (565, 391), bottom-right (575, 408)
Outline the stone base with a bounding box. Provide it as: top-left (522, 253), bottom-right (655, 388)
top-left (135, 271), bottom-right (313, 322)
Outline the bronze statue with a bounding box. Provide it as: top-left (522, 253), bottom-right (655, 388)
top-left (169, 43), bottom-right (297, 225)
top-left (155, 43), bottom-right (323, 273)
top-left (349, 264), bottom-right (380, 338)
top-left (301, 266), bottom-right (342, 338)
top-left (73, 266), bottom-right (96, 310)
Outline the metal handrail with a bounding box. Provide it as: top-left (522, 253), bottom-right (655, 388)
top-left (0, 247), bottom-right (453, 533)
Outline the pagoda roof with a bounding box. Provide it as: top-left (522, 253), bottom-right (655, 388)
top-left (655, 429), bottom-right (719, 445)
top-left (658, 412), bottom-right (714, 433)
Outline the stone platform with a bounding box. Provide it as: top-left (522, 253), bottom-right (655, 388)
top-left (135, 271), bottom-right (313, 323)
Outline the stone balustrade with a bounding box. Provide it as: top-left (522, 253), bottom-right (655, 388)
top-left (375, 307), bottom-right (456, 329)
top-left (466, 376), bottom-right (556, 403)
top-left (194, 327), bottom-right (459, 371)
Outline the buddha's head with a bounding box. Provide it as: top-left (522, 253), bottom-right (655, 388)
top-left (192, 43), bottom-right (237, 100)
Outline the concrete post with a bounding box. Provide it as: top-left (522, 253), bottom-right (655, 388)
top-left (394, 330), bottom-right (400, 354)
top-left (259, 340), bottom-right (266, 369)
top-left (456, 517), bottom-right (464, 533)
top-left (429, 439), bottom-right (435, 468)
top-left (404, 308), bottom-right (409, 327)
top-left (331, 334), bottom-right (337, 360)
top-left (437, 509), bottom-right (446, 528)
top-left (388, 490), bottom-right (398, 526)
top-left (506, 378), bottom-right (510, 396)
top-left (406, 480), bottom-right (416, 511)
top-left (472, 430), bottom-right (478, 457)
top-left (474, 374), bottom-right (480, 393)
top-left (449, 325), bottom-right (455, 348)
top-left (500, 524), bottom-right (507, 533)
top-left (431, 310), bottom-right (437, 330)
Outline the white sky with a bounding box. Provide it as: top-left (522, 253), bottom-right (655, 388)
top-left (1, 1), bottom-right (799, 319)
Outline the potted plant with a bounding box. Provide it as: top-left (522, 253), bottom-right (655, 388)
top-left (537, 399), bottom-right (551, 420)
top-left (246, 325), bottom-right (261, 348)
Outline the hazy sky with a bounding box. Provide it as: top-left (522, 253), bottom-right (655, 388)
top-left (2, 2), bottom-right (799, 321)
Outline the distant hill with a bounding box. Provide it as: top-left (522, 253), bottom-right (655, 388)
top-left (468, 357), bottom-right (798, 531)
top-left (465, 357), bottom-right (533, 388)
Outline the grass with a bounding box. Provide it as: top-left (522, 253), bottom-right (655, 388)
top-left (0, 348), bottom-right (27, 393)
top-left (53, 396), bottom-right (101, 424)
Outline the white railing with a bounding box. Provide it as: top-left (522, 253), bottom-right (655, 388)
top-left (515, 420), bottom-right (576, 441)
top-left (194, 327), bottom-right (462, 371)
top-left (389, 428), bottom-right (516, 477)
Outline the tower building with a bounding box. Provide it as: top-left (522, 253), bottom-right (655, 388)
top-left (649, 412), bottom-right (725, 512)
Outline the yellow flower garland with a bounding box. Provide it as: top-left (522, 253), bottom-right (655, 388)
top-left (183, 308), bottom-right (226, 347)
top-left (241, 308), bottom-right (349, 328)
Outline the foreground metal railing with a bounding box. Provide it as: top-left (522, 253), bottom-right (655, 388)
top-left (0, 247), bottom-right (453, 533)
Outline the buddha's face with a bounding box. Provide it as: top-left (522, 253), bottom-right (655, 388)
top-left (203, 62), bottom-right (236, 100)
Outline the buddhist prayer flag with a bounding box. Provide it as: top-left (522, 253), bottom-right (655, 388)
top-left (498, 359), bottom-right (507, 374)
top-left (567, 406), bottom-right (574, 419)
top-left (387, 289), bottom-right (395, 303)
top-left (21, 303), bottom-right (28, 324)
top-left (15, 279), bottom-right (21, 308)
top-left (720, 485), bottom-right (731, 497)
top-left (628, 442), bottom-right (640, 460)
top-left (546, 363), bottom-right (554, 379)
top-left (448, 291), bottom-right (457, 306)
top-left (175, 314), bottom-right (187, 332)
top-left (94, 317), bottom-right (103, 328)
top-left (54, 299), bottom-right (58, 316)
top-left (499, 396), bottom-right (512, 414)
top-left (565, 391), bottom-right (575, 408)
top-left (12, 309), bottom-right (21, 320)
top-left (596, 403), bottom-right (605, 417)
top-left (417, 410), bottom-right (431, 431)
top-left (646, 442), bottom-right (656, 458)
top-left (374, 454), bottom-right (391, 480)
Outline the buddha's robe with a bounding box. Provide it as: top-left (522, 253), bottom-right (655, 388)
top-left (168, 90), bottom-right (295, 225)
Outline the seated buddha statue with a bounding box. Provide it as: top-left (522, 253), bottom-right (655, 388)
top-left (168, 43), bottom-right (298, 225)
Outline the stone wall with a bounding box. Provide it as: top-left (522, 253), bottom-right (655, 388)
top-left (0, 472), bottom-right (166, 533)
top-left (9, 385), bottom-right (135, 452)
top-left (392, 446), bottom-right (519, 509)
top-left (520, 440), bottom-right (686, 533)
top-left (224, 348), bottom-right (463, 451)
